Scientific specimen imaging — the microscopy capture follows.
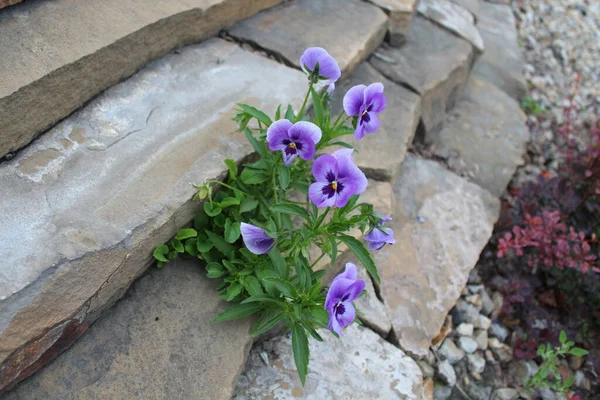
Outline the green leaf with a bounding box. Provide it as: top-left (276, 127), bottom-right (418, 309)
top-left (225, 282), bottom-right (243, 301)
top-left (310, 87), bottom-right (323, 125)
top-left (206, 230), bottom-right (235, 257)
top-left (240, 168), bottom-right (269, 185)
top-left (237, 103), bottom-right (272, 127)
top-left (289, 180), bottom-right (309, 194)
top-left (172, 239), bottom-right (184, 253)
top-left (271, 203), bottom-right (310, 220)
top-left (240, 199), bottom-right (259, 213)
top-left (250, 311), bottom-right (285, 337)
top-left (275, 104), bottom-right (282, 121)
top-left (559, 330), bottom-right (567, 344)
top-left (329, 237), bottom-right (338, 267)
top-left (305, 325), bottom-right (323, 342)
top-left (285, 104), bottom-right (295, 121)
top-left (291, 325), bottom-right (310, 385)
top-left (244, 128), bottom-right (268, 158)
top-left (296, 262), bottom-right (311, 291)
top-left (269, 248), bottom-right (288, 278)
top-left (337, 234), bottom-right (380, 283)
top-left (175, 228), bottom-right (198, 240)
top-left (328, 141), bottom-right (354, 149)
top-left (196, 233), bottom-right (214, 253)
top-left (242, 295), bottom-right (282, 305)
top-left (263, 277), bottom-right (296, 297)
top-left (204, 202), bottom-right (222, 217)
top-left (153, 245), bottom-right (169, 262)
top-left (184, 238), bottom-right (198, 256)
top-left (242, 275), bottom-right (264, 296)
top-left (213, 302), bottom-right (263, 322)
top-left (278, 165), bottom-right (290, 190)
top-left (218, 197), bottom-right (240, 208)
top-left (309, 306), bottom-right (329, 327)
top-left (224, 220), bottom-right (242, 243)
top-left (206, 262), bottom-right (225, 278)
top-left (569, 347), bottom-right (589, 357)
top-left (224, 159), bottom-right (238, 180)
top-left (194, 210), bottom-right (209, 230)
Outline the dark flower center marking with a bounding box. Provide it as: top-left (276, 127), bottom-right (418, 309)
top-left (283, 139), bottom-right (303, 156)
top-left (321, 170), bottom-right (345, 198)
top-left (334, 301), bottom-right (346, 317)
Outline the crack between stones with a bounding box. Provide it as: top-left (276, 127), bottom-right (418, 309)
top-left (367, 58), bottom-right (421, 96)
top-left (219, 31), bottom-right (299, 71)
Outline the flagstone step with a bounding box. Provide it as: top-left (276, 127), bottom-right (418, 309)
top-left (0, 38), bottom-right (306, 393)
top-left (472, 1), bottom-right (527, 99)
top-left (373, 154), bottom-right (499, 358)
top-left (227, 0), bottom-right (388, 77)
top-left (370, 16), bottom-right (474, 135)
top-left (234, 324), bottom-right (424, 399)
top-left (366, 0), bottom-right (420, 46)
top-left (330, 62), bottom-right (422, 182)
top-left (426, 76), bottom-right (528, 196)
top-left (3, 258), bottom-right (254, 400)
top-left (0, 0), bottom-right (283, 161)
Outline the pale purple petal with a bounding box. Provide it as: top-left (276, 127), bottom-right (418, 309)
top-left (333, 179), bottom-right (357, 208)
top-left (293, 135), bottom-right (316, 161)
top-left (328, 310), bottom-right (344, 336)
top-left (325, 277), bottom-right (356, 310)
top-left (365, 228), bottom-right (396, 250)
top-left (327, 83), bottom-right (335, 96)
top-left (344, 280), bottom-right (366, 303)
top-left (333, 262), bottom-right (358, 283)
top-left (376, 213), bottom-right (392, 225)
top-left (311, 154), bottom-right (337, 183)
top-left (289, 121), bottom-right (322, 145)
top-left (336, 302), bottom-right (356, 328)
top-left (368, 92), bottom-right (387, 113)
top-left (266, 119), bottom-right (293, 151)
top-left (331, 148), bottom-right (354, 161)
top-left (334, 150), bottom-right (367, 196)
top-left (240, 223), bottom-right (274, 254)
top-left (309, 182), bottom-right (337, 208)
top-left (282, 149), bottom-right (298, 166)
top-left (363, 82), bottom-right (384, 106)
top-left (359, 112), bottom-right (380, 136)
top-left (299, 47), bottom-right (341, 83)
top-left (343, 85), bottom-right (366, 116)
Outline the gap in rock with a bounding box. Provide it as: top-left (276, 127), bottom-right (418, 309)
top-left (220, 31), bottom-right (297, 70)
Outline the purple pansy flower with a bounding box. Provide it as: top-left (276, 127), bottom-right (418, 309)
top-left (308, 149), bottom-right (367, 208)
top-left (240, 223), bottom-right (274, 255)
top-left (300, 47), bottom-right (341, 84)
top-left (266, 120), bottom-right (322, 165)
top-left (325, 263), bottom-right (366, 336)
top-left (343, 83), bottom-right (387, 140)
top-left (364, 212), bottom-right (396, 250)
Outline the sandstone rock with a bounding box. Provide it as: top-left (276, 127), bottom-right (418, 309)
top-left (228, 0), bottom-right (388, 77)
top-left (0, 39), bottom-right (307, 392)
top-left (374, 155), bottom-right (498, 357)
top-left (459, 337), bottom-right (479, 354)
top-left (0, 0), bottom-right (283, 160)
top-left (371, 16), bottom-right (473, 134)
top-left (472, 2), bottom-right (526, 99)
top-left (488, 337), bottom-right (513, 362)
top-left (437, 360), bottom-right (457, 387)
top-left (474, 329), bottom-right (488, 350)
top-left (331, 62), bottom-right (421, 181)
top-left (428, 76), bottom-right (528, 196)
top-left (439, 339), bottom-right (466, 365)
top-left (451, 0), bottom-right (480, 19)
top-left (467, 353), bottom-right (486, 374)
top-left (366, 0), bottom-right (420, 46)
top-left (456, 323), bottom-right (474, 336)
top-left (234, 324), bottom-right (424, 399)
top-left (423, 377), bottom-right (435, 400)
top-left (4, 259), bottom-right (254, 399)
top-left (417, 0), bottom-right (484, 53)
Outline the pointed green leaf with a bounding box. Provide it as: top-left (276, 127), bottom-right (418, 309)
top-left (568, 347), bottom-right (589, 357)
top-left (241, 168), bottom-right (269, 185)
top-left (206, 230), bottom-right (235, 257)
top-left (291, 325), bottom-right (309, 385)
top-left (224, 159), bottom-right (238, 180)
top-left (213, 302), bottom-right (263, 323)
top-left (218, 197), bottom-right (240, 208)
top-left (278, 165), bottom-right (290, 190)
top-left (285, 104), bottom-right (295, 121)
top-left (204, 202), bottom-right (222, 217)
top-left (237, 103), bottom-right (272, 127)
top-left (225, 282), bottom-right (243, 301)
top-left (224, 220), bottom-right (242, 243)
top-left (271, 203), bottom-right (310, 220)
top-left (250, 311), bottom-right (285, 337)
top-left (175, 228), bottom-right (198, 240)
top-left (206, 262), bottom-right (225, 278)
top-left (337, 234), bottom-right (380, 283)
top-left (269, 247), bottom-right (288, 278)
top-left (559, 330), bottom-right (567, 344)
top-left (153, 245), bottom-right (169, 262)
top-left (242, 275), bottom-right (264, 296)
top-left (240, 198), bottom-right (259, 213)
top-left (263, 276), bottom-right (296, 297)
top-left (172, 239), bottom-right (184, 253)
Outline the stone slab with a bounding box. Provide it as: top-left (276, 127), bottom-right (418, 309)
top-left (370, 16), bottom-right (473, 135)
top-left (228, 0), bottom-right (388, 76)
top-left (428, 76), bottom-right (528, 196)
top-left (366, 0), bottom-right (420, 46)
top-left (451, 0), bottom-right (480, 20)
top-left (472, 2), bottom-right (526, 99)
top-left (0, 0), bottom-right (20, 10)
top-left (330, 62), bottom-right (421, 181)
top-left (3, 258), bottom-right (254, 399)
top-left (234, 324), bottom-right (423, 399)
top-left (0, 0), bottom-right (283, 160)
top-left (374, 154), bottom-right (499, 358)
top-left (0, 39), bottom-right (306, 392)
top-left (417, 0), bottom-right (484, 53)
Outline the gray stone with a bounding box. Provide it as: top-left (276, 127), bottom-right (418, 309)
top-left (468, 268), bottom-right (482, 284)
top-left (481, 289), bottom-right (495, 316)
top-left (472, 2), bottom-right (526, 99)
top-left (474, 314), bottom-right (492, 330)
top-left (459, 336), bottom-right (479, 353)
top-left (453, 299), bottom-right (481, 325)
top-left (474, 329), bottom-right (488, 350)
top-left (0, 0), bottom-right (21, 10)
top-left (456, 323), bottom-right (474, 336)
top-left (488, 337), bottom-right (513, 362)
top-left (366, 0), bottom-right (420, 46)
top-left (0, 0), bottom-right (283, 160)
top-left (437, 360), bottom-right (456, 387)
top-left (467, 353), bottom-right (486, 374)
top-left (508, 360), bottom-right (538, 385)
top-left (434, 383), bottom-right (453, 400)
top-left (451, 0), bottom-right (480, 19)
top-left (417, 0), bottom-right (484, 52)
top-left (439, 339), bottom-right (465, 364)
top-left (331, 62), bottom-right (421, 181)
top-left (418, 360), bottom-right (436, 379)
top-left (0, 39), bottom-right (306, 392)
top-left (428, 76), bottom-right (528, 196)
top-left (492, 388), bottom-right (519, 400)
top-left (4, 259), bottom-right (255, 399)
top-left (370, 16), bottom-right (473, 134)
top-left (375, 155), bottom-right (498, 357)
top-left (229, 0), bottom-right (388, 77)
top-left (234, 324), bottom-right (424, 399)
top-left (490, 323), bottom-right (509, 342)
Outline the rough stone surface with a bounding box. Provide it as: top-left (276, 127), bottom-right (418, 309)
top-left (234, 324), bottom-right (424, 399)
top-left (3, 258), bottom-right (254, 399)
top-left (472, 2), bottom-right (526, 99)
top-left (428, 76), bottom-right (528, 196)
top-left (370, 16), bottom-right (473, 134)
top-left (0, 39), bottom-right (306, 392)
top-left (439, 339), bottom-right (465, 365)
top-left (0, 0), bottom-right (283, 160)
top-left (331, 62), bottom-right (421, 181)
top-left (417, 0), bottom-right (484, 53)
top-left (372, 155), bottom-right (499, 358)
top-left (467, 353), bottom-right (486, 374)
top-left (228, 0), bottom-right (388, 76)
top-left (450, 0), bottom-right (480, 20)
top-left (437, 360), bottom-right (456, 387)
top-left (0, 0), bottom-right (20, 10)
top-left (458, 336), bottom-right (478, 353)
top-left (366, 0), bottom-right (420, 46)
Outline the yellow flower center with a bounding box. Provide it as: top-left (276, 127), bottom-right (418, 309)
top-left (288, 142), bottom-right (296, 149)
top-left (331, 182), bottom-right (338, 191)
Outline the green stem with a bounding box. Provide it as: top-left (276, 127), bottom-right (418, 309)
top-left (334, 116), bottom-right (351, 131)
top-left (272, 159), bottom-right (282, 227)
top-left (331, 110), bottom-right (346, 130)
top-left (297, 82), bottom-right (313, 121)
top-left (206, 180), bottom-right (250, 196)
top-left (310, 250), bottom-right (327, 269)
top-left (314, 206), bottom-right (331, 231)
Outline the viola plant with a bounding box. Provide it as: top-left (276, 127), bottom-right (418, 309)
top-left (153, 47), bottom-right (390, 384)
